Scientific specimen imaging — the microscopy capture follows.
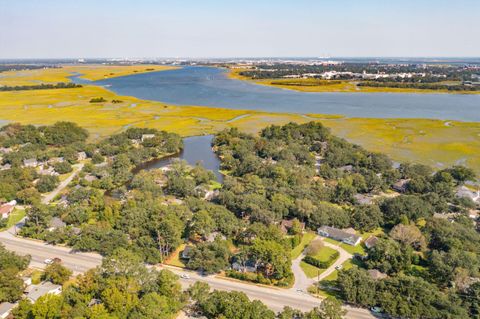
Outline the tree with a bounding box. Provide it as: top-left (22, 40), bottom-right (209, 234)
top-left (0, 268), bottom-right (24, 303)
top-left (304, 298), bottom-right (347, 319)
top-left (36, 175), bottom-right (60, 193)
top-left (389, 223), bottom-right (426, 251)
top-left (53, 161), bottom-right (72, 174)
top-left (337, 267), bottom-right (377, 306)
top-left (365, 238), bottom-right (412, 274)
top-left (187, 239), bottom-right (231, 274)
top-left (189, 210), bottom-right (215, 240)
top-left (188, 281), bottom-right (211, 304)
top-left (351, 204), bottom-right (383, 232)
top-left (42, 261), bottom-right (73, 284)
top-left (30, 293), bottom-right (63, 319)
top-left (380, 195), bottom-right (433, 225)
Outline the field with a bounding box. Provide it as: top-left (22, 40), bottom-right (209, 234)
top-left (1, 65), bottom-right (480, 174)
top-left (228, 68), bottom-right (480, 95)
top-left (0, 64), bottom-right (177, 86)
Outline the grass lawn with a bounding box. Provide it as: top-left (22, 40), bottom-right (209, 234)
top-left (0, 208), bottom-right (26, 231)
top-left (300, 261), bottom-right (326, 279)
top-left (311, 246), bottom-right (338, 262)
top-left (291, 232), bottom-right (316, 259)
top-left (322, 259), bottom-right (355, 281)
top-left (164, 244), bottom-right (187, 268)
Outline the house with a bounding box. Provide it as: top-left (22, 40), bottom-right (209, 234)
top-left (48, 217), bottom-right (66, 231)
top-left (0, 147), bottom-right (12, 154)
top-left (39, 167), bottom-right (58, 176)
top-left (0, 201), bottom-right (16, 219)
top-left (141, 134), bottom-right (155, 142)
top-left (0, 163), bottom-right (11, 171)
top-left (47, 157), bottom-right (64, 165)
top-left (84, 174), bottom-right (98, 183)
top-left (25, 282), bottom-right (62, 303)
top-left (279, 219), bottom-right (305, 234)
top-left (318, 226), bottom-right (362, 246)
top-left (205, 231), bottom-right (226, 243)
top-left (181, 246), bottom-right (193, 259)
top-left (338, 165), bottom-right (353, 173)
top-left (392, 179), bottom-right (410, 193)
top-left (21, 276), bottom-right (32, 287)
top-left (232, 260), bottom-right (258, 273)
top-left (77, 152), bottom-right (87, 161)
top-left (364, 235), bottom-right (379, 249)
top-left (456, 186), bottom-right (480, 203)
top-left (23, 158), bottom-right (38, 168)
top-left (367, 269), bottom-right (388, 280)
top-left (0, 302), bottom-right (16, 319)
top-left (354, 194), bottom-right (374, 205)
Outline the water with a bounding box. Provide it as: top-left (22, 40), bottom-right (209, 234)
top-left (92, 66), bottom-right (480, 122)
top-left (135, 135), bottom-right (222, 182)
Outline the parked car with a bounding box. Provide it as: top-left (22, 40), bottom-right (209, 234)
top-left (44, 258), bottom-right (53, 265)
top-left (335, 265), bottom-right (343, 270)
top-left (180, 273), bottom-right (190, 279)
top-left (370, 306), bottom-right (383, 313)
top-left (52, 257), bottom-right (62, 263)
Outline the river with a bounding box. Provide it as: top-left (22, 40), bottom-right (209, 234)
top-left (91, 66), bottom-right (480, 122)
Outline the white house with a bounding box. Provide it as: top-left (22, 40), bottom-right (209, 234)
top-left (141, 134), bottom-right (155, 142)
top-left (25, 282), bottom-right (62, 303)
top-left (318, 226), bottom-right (362, 246)
top-left (23, 158), bottom-right (38, 168)
top-left (0, 201), bottom-right (16, 219)
top-left (0, 302), bottom-right (16, 319)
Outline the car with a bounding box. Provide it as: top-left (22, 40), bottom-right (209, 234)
top-left (44, 258), bottom-right (53, 265)
top-left (335, 265), bottom-right (343, 270)
top-left (52, 257), bottom-right (62, 263)
top-left (296, 288), bottom-right (303, 293)
top-left (180, 274), bottom-right (190, 279)
top-left (370, 306), bottom-right (383, 313)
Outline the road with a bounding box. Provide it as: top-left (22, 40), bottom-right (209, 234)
top-left (41, 163), bottom-right (84, 204)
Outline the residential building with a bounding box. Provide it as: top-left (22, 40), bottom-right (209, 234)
top-left (280, 219), bottom-right (305, 234)
top-left (368, 269), bottom-right (388, 280)
top-left (77, 152), bottom-right (87, 161)
top-left (0, 201), bottom-right (15, 219)
top-left (392, 179), bottom-right (410, 193)
top-left (364, 235), bottom-right (379, 249)
top-left (232, 260), bottom-right (258, 273)
top-left (205, 231), bottom-right (226, 243)
top-left (48, 217), bottom-right (66, 231)
top-left (181, 246), bottom-right (193, 259)
top-left (456, 186), bottom-right (480, 203)
top-left (0, 302), bottom-right (16, 319)
top-left (318, 226), bottom-right (362, 246)
top-left (141, 134), bottom-right (155, 142)
top-left (23, 158), bottom-right (38, 168)
top-left (25, 282), bottom-right (62, 303)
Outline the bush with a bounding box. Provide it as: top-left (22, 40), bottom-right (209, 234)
top-left (53, 162), bottom-right (72, 174)
top-left (303, 251), bottom-right (339, 269)
top-left (35, 175), bottom-right (59, 193)
top-left (89, 97), bottom-right (107, 103)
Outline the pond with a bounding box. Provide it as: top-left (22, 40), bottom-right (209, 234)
top-left (135, 135), bottom-right (223, 182)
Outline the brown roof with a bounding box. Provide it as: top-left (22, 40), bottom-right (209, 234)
top-left (0, 204), bottom-right (14, 216)
top-left (280, 219), bottom-right (305, 233)
top-left (364, 236), bottom-right (379, 249)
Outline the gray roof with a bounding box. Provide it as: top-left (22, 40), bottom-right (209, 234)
top-left (0, 302), bottom-right (15, 315)
top-left (318, 226), bottom-right (361, 243)
top-left (26, 282), bottom-right (61, 302)
top-left (49, 217), bottom-right (66, 229)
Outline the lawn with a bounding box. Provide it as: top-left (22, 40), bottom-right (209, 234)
top-left (291, 232), bottom-right (316, 259)
top-left (322, 259), bottom-right (355, 281)
top-left (0, 208), bottom-right (26, 231)
top-left (164, 244), bottom-right (187, 268)
top-left (300, 261), bottom-right (326, 279)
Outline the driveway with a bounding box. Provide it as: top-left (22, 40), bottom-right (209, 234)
top-left (291, 236), bottom-right (352, 292)
top-left (41, 163), bottom-right (84, 204)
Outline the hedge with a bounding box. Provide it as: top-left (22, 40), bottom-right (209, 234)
top-left (302, 251), bottom-right (339, 269)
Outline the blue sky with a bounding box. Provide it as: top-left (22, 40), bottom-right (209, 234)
top-left (1, 0), bottom-right (479, 58)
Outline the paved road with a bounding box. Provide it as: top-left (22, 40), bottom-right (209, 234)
top-left (41, 163), bottom-right (84, 204)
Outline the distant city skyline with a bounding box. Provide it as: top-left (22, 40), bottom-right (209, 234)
top-left (1, 0), bottom-right (479, 59)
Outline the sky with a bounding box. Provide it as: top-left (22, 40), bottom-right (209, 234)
top-left (1, 0), bottom-right (479, 59)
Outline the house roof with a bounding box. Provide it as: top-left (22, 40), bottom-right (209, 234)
top-left (26, 282), bottom-right (61, 302)
top-left (49, 217), bottom-right (66, 229)
top-left (0, 204), bottom-right (14, 216)
top-left (368, 269), bottom-right (388, 280)
top-left (0, 302), bottom-right (15, 315)
top-left (280, 219), bottom-right (305, 233)
top-left (318, 226), bottom-right (361, 243)
top-left (364, 236), bottom-right (379, 248)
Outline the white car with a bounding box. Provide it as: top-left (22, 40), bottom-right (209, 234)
top-left (335, 265), bottom-right (343, 270)
top-left (180, 274), bottom-right (190, 279)
top-left (44, 258), bottom-right (54, 265)
top-left (370, 306), bottom-right (383, 313)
